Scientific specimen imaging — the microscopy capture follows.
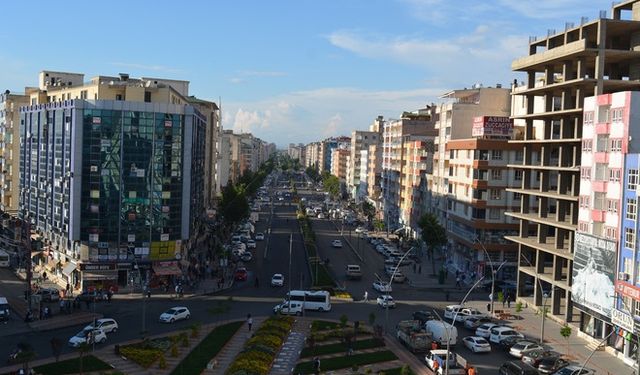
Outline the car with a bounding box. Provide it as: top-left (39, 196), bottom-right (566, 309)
top-left (462, 336), bottom-right (491, 353)
top-left (509, 341), bottom-right (543, 358)
top-left (391, 272), bottom-right (406, 283)
top-left (376, 295), bottom-right (395, 308)
top-left (271, 273), bottom-right (284, 287)
top-left (443, 304), bottom-right (463, 320)
top-left (36, 288), bottom-right (60, 302)
top-left (475, 323), bottom-right (500, 338)
top-left (499, 361), bottom-right (539, 375)
top-left (490, 326), bottom-right (524, 344)
top-left (464, 316), bottom-right (494, 329)
top-left (411, 310), bottom-right (435, 325)
top-left (159, 307), bottom-right (191, 323)
top-left (278, 197), bottom-right (284, 201)
top-left (317, 213), bottom-right (326, 219)
top-left (75, 290), bottom-right (108, 302)
top-left (68, 328), bottom-right (107, 347)
top-left (232, 248), bottom-right (245, 257)
top-left (454, 307), bottom-right (484, 322)
top-left (240, 252), bottom-right (253, 262)
top-left (522, 349), bottom-right (560, 367)
top-left (550, 364), bottom-right (595, 375)
top-left (84, 318), bottom-right (119, 333)
top-left (234, 267), bottom-right (248, 281)
top-left (255, 232), bottom-right (265, 241)
top-left (355, 226), bottom-right (367, 233)
top-left (496, 336), bottom-right (528, 351)
top-left (372, 281), bottom-right (392, 293)
top-left (273, 301), bottom-right (303, 316)
top-left (332, 239), bottom-right (343, 248)
top-left (537, 356), bottom-right (569, 374)
top-left (246, 239), bottom-right (256, 249)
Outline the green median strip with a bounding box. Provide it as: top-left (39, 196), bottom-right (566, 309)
top-left (294, 350), bottom-right (397, 374)
top-left (301, 338), bottom-right (384, 358)
top-left (311, 320), bottom-right (340, 332)
top-left (170, 320), bottom-right (243, 375)
top-left (32, 355), bottom-right (112, 375)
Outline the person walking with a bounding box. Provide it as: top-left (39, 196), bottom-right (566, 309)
top-left (247, 314), bottom-right (253, 331)
top-left (507, 294), bottom-right (512, 308)
top-left (413, 263), bottom-right (417, 274)
top-left (456, 276), bottom-right (461, 288)
top-left (363, 291), bottom-right (368, 302)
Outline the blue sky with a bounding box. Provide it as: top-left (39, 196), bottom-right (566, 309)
top-left (0, 0), bottom-right (611, 147)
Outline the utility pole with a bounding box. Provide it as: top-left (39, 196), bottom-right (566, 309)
top-left (22, 220), bottom-right (33, 313)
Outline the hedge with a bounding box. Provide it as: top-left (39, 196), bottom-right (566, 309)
top-left (300, 338), bottom-right (384, 358)
top-left (294, 350), bottom-right (397, 374)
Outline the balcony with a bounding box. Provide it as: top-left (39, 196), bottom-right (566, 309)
top-left (506, 188), bottom-right (579, 202)
top-left (505, 235), bottom-right (573, 258)
top-left (505, 211), bottom-right (576, 231)
top-left (511, 39), bottom-right (590, 71)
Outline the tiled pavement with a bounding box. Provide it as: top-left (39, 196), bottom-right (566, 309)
top-left (210, 317), bottom-right (265, 373)
top-left (271, 318), bottom-right (312, 374)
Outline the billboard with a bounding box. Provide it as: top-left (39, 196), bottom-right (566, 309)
top-left (571, 232), bottom-right (616, 317)
top-left (472, 116), bottom-right (513, 138)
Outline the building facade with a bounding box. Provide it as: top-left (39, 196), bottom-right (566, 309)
top-left (347, 130), bottom-right (380, 203)
top-left (398, 135), bottom-right (434, 237)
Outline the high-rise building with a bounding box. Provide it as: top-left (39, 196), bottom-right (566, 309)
top-left (330, 148), bottom-right (350, 180)
top-left (20, 71), bottom-right (206, 290)
top-left (347, 130), bottom-right (381, 203)
top-left (367, 117), bottom-right (385, 210)
top-left (398, 135), bottom-right (434, 238)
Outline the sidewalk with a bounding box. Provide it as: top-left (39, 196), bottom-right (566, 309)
top-left (463, 300), bottom-right (636, 375)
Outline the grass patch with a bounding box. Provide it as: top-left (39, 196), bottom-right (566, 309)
top-left (383, 366), bottom-right (415, 375)
top-left (311, 320), bottom-right (340, 332)
top-left (313, 263), bottom-right (334, 287)
top-left (301, 338), bottom-right (384, 358)
top-left (170, 320), bottom-right (243, 375)
top-left (294, 350), bottom-right (397, 374)
top-left (32, 355), bottom-right (112, 375)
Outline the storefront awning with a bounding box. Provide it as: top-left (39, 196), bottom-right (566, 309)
top-left (30, 251), bottom-right (43, 257)
top-left (62, 262), bottom-right (77, 276)
top-left (82, 271), bottom-right (118, 281)
top-left (153, 261), bottom-right (182, 276)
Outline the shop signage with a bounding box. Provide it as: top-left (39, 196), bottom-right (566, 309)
top-left (611, 308), bottom-right (635, 332)
top-left (80, 263), bottom-right (116, 271)
top-left (616, 281), bottom-right (640, 300)
top-left (472, 116), bottom-right (513, 138)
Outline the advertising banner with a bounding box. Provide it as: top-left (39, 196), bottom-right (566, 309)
top-left (472, 116), bottom-right (513, 138)
top-left (571, 232), bottom-right (616, 317)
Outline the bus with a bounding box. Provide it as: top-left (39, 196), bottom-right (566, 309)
top-left (285, 290), bottom-right (331, 312)
top-left (0, 250), bottom-right (9, 268)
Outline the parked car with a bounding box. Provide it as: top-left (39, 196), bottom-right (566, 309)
top-left (84, 318), bottom-right (119, 333)
top-left (68, 328), bottom-right (107, 347)
top-left (273, 301), bottom-right (303, 315)
top-left (159, 307), bottom-right (191, 323)
top-left (464, 316), bottom-right (494, 329)
top-left (496, 336), bottom-right (528, 351)
top-left (36, 288), bottom-right (60, 302)
top-left (372, 281), bottom-right (392, 293)
top-left (443, 305), bottom-right (463, 320)
top-left (246, 239), bottom-right (256, 249)
top-left (509, 341), bottom-right (543, 358)
top-left (317, 213), bottom-right (326, 219)
top-left (490, 326), bottom-right (524, 344)
top-left (412, 310), bottom-right (434, 324)
top-left (391, 271), bottom-right (406, 283)
top-left (462, 336), bottom-right (491, 353)
top-left (498, 361), bottom-right (539, 375)
top-left (240, 252), bottom-right (253, 262)
top-left (377, 295), bottom-right (395, 309)
top-left (332, 239), bottom-right (343, 248)
top-left (255, 232), bottom-right (265, 241)
top-left (454, 307), bottom-right (484, 322)
top-left (521, 349), bottom-right (559, 367)
top-left (75, 291), bottom-right (108, 303)
top-left (234, 267), bottom-right (249, 281)
top-left (271, 273), bottom-right (284, 287)
top-left (537, 356), bottom-right (569, 374)
top-left (550, 365), bottom-right (595, 375)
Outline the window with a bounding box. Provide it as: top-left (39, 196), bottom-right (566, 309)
top-left (627, 198), bottom-right (637, 221)
top-left (605, 226), bottom-right (617, 239)
top-left (579, 195), bottom-right (590, 208)
top-left (491, 170), bottom-right (502, 180)
top-left (595, 163), bottom-right (607, 181)
top-left (513, 192), bottom-right (522, 200)
top-left (515, 151), bottom-right (524, 162)
top-left (598, 105), bottom-right (610, 123)
top-left (490, 189), bottom-right (502, 200)
top-left (596, 135), bottom-right (609, 152)
top-left (514, 170), bottom-right (523, 181)
top-left (607, 199), bottom-right (618, 213)
top-left (491, 150), bottom-right (503, 160)
top-left (594, 192), bottom-right (606, 210)
top-left (489, 208), bottom-right (500, 219)
top-left (144, 91), bottom-right (151, 103)
top-left (578, 221), bottom-right (589, 232)
top-left (582, 139), bottom-right (593, 152)
top-left (610, 139), bottom-right (622, 152)
top-left (80, 90), bottom-right (88, 99)
top-left (581, 167), bottom-right (592, 180)
top-left (628, 169), bottom-right (639, 190)
top-left (584, 111), bottom-right (594, 124)
top-left (450, 150), bottom-right (455, 159)
top-left (625, 227), bottom-right (636, 249)
top-left (609, 168), bottom-right (621, 183)
top-left (612, 108), bottom-right (623, 122)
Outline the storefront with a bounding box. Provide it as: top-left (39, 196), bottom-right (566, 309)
top-left (150, 260), bottom-right (182, 288)
top-left (611, 308), bottom-right (639, 367)
top-left (80, 263), bottom-right (119, 292)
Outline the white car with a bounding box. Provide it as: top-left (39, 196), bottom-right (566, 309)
top-left (246, 239), bottom-right (256, 249)
top-left (271, 273), bottom-right (284, 287)
top-left (255, 232), bottom-right (265, 241)
top-left (489, 326), bottom-right (524, 344)
top-left (355, 227), bottom-right (367, 233)
top-left (68, 328), bottom-right (107, 347)
top-left (273, 301), bottom-right (303, 316)
top-left (462, 336), bottom-right (491, 353)
top-left (551, 365), bottom-right (595, 375)
top-left (84, 318), bottom-right (119, 333)
top-left (317, 213), bottom-right (326, 219)
top-left (443, 305), bottom-right (463, 320)
top-left (509, 341), bottom-right (543, 358)
top-left (475, 323), bottom-right (500, 338)
top-left (372, 281), bottom-right (392, 293)
top-left (332, 239), bottom-right (343, 248)
top-left (376, 295), bottom-right (395, 308)
top-left (464, 316), bottom-right (493, 329)
top-left (159, 307), bottom-right (191, 323)
top-left (240, 252), bottom-right (253, 262)
top-left (454, 308), bottom-right (485, 322)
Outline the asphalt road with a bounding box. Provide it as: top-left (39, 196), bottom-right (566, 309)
top-left (0, 176), bottom-right (512, 374)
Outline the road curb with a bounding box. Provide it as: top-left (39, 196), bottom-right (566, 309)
top-left (328, 218), bottom-right (364, 262)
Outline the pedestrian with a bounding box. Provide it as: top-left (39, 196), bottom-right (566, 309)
top-left (507, 294), bottom-right (512, 308)
top-left (247, 314), bottom-right (253, 331)
top-left (107, 290), bottom-right (112, 303)
top-left (217, 277), bottom-right (222, 289)
top-left (363, 291), bottom-right (368, 302)
top-left (431, 341), bottom-right (438, 350)
top-left (255, 277), bottom-right (260, 288)
top-left (175, 284), bottom-right (180, 298)
top-left (147, 290), bottom-right (151, 298)
top-left (433, 360), bottom-right (440, 373)
top-left (66, 282), bottom-right (70, 293)
top-left (314, 357), bottom-right (321, 374)
top-left (445, 290), bottom-right (450, 301)
top-left (502, 295), bottom-right (506, 308)
top-left (456, 276), bottom-right (461, 288)
top-left (418, 265), bottom-right (422, 274)
top-left (468, 366), bottom-right (476, 375)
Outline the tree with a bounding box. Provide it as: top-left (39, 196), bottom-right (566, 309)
top-left (560, 325), bottom-right (572, 356)
top-left (418, 213), bottom-right (447, 275)
top-left (322, 174), bottom-right (340, 198)
top-left (76, 342), bottom-right (90, 375)
top-left (339, 314), bottom-right (348, 328)
top-left (219, 184), bottom-right (249, 225)
top-left (361, 201), bottom-right (376, 226)
top-left (373, 219), bottom-right (385, 233)
top-left (13, 342), bottom-right (36, 374)
top-left (50, 337), bottom-right (63, 362)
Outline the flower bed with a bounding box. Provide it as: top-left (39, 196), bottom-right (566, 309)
top-left (294, 350), bottom-right (397, 374)
top-left (226, 316), bottom-right (295, 375)
top-left (300, 338), bottom-right (384, 358)
top-left (119, 332), bottom-right (188, 368)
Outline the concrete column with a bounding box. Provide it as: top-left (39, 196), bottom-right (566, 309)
top-left (594, 21), bottom-right (606, 94)
top-left (552, 287), bottom-right (562, 315)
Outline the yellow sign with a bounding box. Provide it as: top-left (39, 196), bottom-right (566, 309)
top-left (149, 241), bottom-right (176, 260)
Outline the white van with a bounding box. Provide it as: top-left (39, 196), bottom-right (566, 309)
top-left (425, 320), bottom-right (458, 347)
top-left (443, 305), bottom-right (463, 321)
top-left (273, 301), bottom-right (303, 316)
top-left (345, 265), bottom-right (362, 280)
top-left (0, 297), bottom-right (9, 321)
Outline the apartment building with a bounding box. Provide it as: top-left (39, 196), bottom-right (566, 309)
top-left (20, 71), bottom-right (206, 290)
top-left (399, 135), bottom-right (434, 237)
top-left (304, 141), bottom-right (320, 170)
top-left (288, 143), bottom-right (305, 162)
top-left (330, 148), bottom-right (350, 180)
top-left (445, 117), bottom-right (521, 279)
top-left (347, 130), bottom-right (380, 203)
top-left (431, 87), bottom-right (511, 227)
top-left (367, 116), bottom-right (385, 210)
top-left (382, 107), bottom-right (436, 232)
top-left (507, 1), bottom-right (640, 329)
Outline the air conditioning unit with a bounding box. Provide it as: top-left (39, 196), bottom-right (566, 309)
top-left (619, 272), bottom-right (630, 281)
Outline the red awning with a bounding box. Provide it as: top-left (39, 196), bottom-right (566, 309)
top-left (153, 261), bottom-right (182, 276)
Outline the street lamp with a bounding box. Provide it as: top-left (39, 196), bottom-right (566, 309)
top-left (382, 249), bottom-right (415, 333)
top-left (518, 255), bottom-right (554, 344)
top-left (473, 236), bottom-right (507, 317)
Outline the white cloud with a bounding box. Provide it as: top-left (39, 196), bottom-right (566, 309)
top-left (497, 0), bottom-right (607, 20)
top-left (323, 114), bottom-right (343, 138)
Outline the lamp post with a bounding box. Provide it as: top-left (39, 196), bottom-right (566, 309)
top-left (518, 255), bottom-right (553, 344)
top-left (473, 237), bottom-right (506, 317)
top-left (288, 233), bottom-right (293, 298)
top-left (383, 249), bottom-right (415, 333)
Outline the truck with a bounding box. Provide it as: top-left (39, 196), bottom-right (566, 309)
top-left (424, 349), bottom-right (468, 375)
top-left (396, 320), bottom-right (432, 353)
top-left (425, 319), bottom-right (458, 347)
